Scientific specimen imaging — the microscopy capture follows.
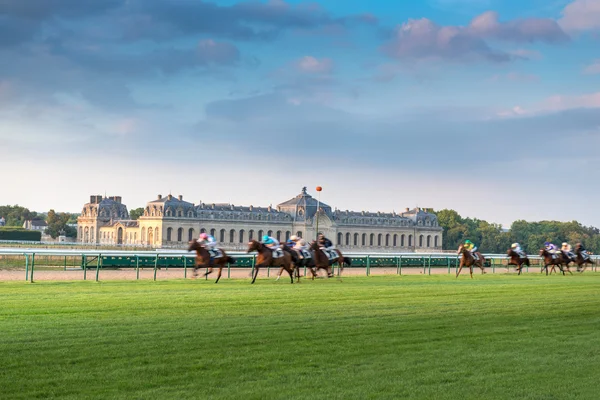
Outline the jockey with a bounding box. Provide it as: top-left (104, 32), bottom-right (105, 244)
top-left (464, 240), bottom-right (479, 260)
top-left (561, 242), bottom-right (576, 260)
top-left (575, 243), bottom-right (590, 260)
top-left (291, 235), bottom-right (309, 259)
top-left (544, 242), bottom-right (558, 256)
top-left (197, 232), bottom-right (218, 261)
top-left (318, 234), bottom-right (334, 258)
top-left (511, 243), bottom-right (526, 258)
top-left (262, 235), bottom-right (281, 254)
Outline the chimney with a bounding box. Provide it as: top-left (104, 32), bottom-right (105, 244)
top-left (90, 195), bottom-right (96, 204)
top-left (168, 194), bottom-right (173, 200)
top-left (405, 207), bottom-right (410, 212)
top-left (158, 194), bottom-right (162, 200)
top-left (178, 195), bottom-right (183, 201)
top-left (115, 196), bottom-right (122, 204)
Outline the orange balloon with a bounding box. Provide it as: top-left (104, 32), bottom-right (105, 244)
top-left (316, 186), bottom-right (322, 192)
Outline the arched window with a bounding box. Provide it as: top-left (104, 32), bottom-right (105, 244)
top-left (249, 230), bottom-right (254, 240)
top-left (285, 231), bottom-right (291, 241)
top-left (220, 229), bottom-right (225, 242)
top-left (296, 231), bottom-right (302, 238)
top-left (386, 234), bottom-right (390, 247)
top-left (401, 234), bottom-right (405, 247)
top-left (210, 228), bottom-right (216, 237)
top-left (79, 227), bottom-right (83, 241)
top-left (258, 230), bottom-right (264, 239)
top-left (393, 234), bottom-right (398, 247)
top-left (408, 234), bottom-right (413, 247)
top-left (276, 231), bottom-right (282, 241)
top-left (155, 227), bottom-right (160, 243)
top-left (177, 228), bottom-right (183, 242)
top-left (229, 229), bottom-right (235, 243)
top-left (141, 228), bottom-right (146, 242)
top-left (435, 236), bottom-right (439, 247)
top-left (200, 228), bottom-right (206, 234)
top-left (167, 228), bottom-right (173, 242)
top-left (239, 230), bottom-right (245, 243)
top-left (346, 232), bottom-right (350, 246)
top-left (147, 227), bottom-right (154, 245)
top-left (188, 228), bottom-right (194, 241)
top-left (362, 233), bottom-right (366, 246)
top-left (419, 235), bottom-right (424, 247)
top-left (354, 233), bottom-right (359, 246)
top-left (84, 227), bottom-right (89, 243)
top-left (377, 234), bottom-right (382, 246)
top-left (267, 230), bottom-right (273, 237)
top-left (427, 235), bottom-right (431, 248)
top-left (337, 232), bottom-right (343, 245)
top-left (370, 233), bottom-right (374, 246)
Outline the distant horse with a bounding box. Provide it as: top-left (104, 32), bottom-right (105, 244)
top-left (574, 245), bottom-right (594, 273)
top-left (187, 240), bottom-right (235, 283)
top-left (246, 240), bottom-right (295, 284)
top-left (507, 249), bottom-right (530, 275)
top-left (277, 243), bottom-right (317, 282)
top-left (538, 249), bottom-right (569, 276)
top-left (309, 241), bottom-right (351, 278)
top-left (456, 244), bottom-right (486, 278)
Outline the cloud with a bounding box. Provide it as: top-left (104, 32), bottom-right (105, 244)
top-left (489, 72), bottom-right (540, 83)
top-left (382, 11), bottom-right (568, 63)
top-left (499, 91), bottom-right (600, 116)
top-left (559, 0), bottom-right (600, 33)
top-left (584, 60), bottom-right (600, 74)
top-left (295, 56), bottom-right (334, 74)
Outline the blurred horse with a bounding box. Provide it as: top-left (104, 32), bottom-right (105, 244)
top-left (187, 240), bottom-right (235, 283)
top-left (246, 240), bottom-right (295, 284)
top-left (456, 244), bottom-right (486, 278)
top-left (507, 249), bottom-right (530, 276)
top-left (309, 241), bottom-right (351, 278)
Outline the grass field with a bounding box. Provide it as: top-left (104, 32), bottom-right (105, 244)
top-left (1, 274), bottom-right (599, 399)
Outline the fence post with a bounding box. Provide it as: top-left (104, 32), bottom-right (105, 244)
top-left (25, 253), bottom-right (29, 281)
top-left (423, 257), bottom-right (426, 275)
top-left (492, 257), bottom-right (496, 273)
top-left (95, 254), bottom-right (101, 282)
top-left (136, 255), bottom-right (140, 280)
top-left (399, 255), bottom-right (403, 275)
top-left (30, 253), bottom-right (35, 283)
top-left (154, 254), bottom-right (159, 281)
top-left (251, 255), bottom-right (256, 279)
top-left (366, 255), bottom-right (371, 276)
top-left (428, 255), bottom-right (432, 275)
top-left (83, 254), bottom-right (87, 280)
top-left (64, 255), bottom-right (67, 271)
top-left (183, 256), bottom-right (187, 279)
top-left (447, 257), bottom-right (451, 274)
top-left (227, 262), bottom-right (231, 279)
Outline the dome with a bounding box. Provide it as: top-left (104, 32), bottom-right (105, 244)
top-left (277, 187), bottom-right (333, 221)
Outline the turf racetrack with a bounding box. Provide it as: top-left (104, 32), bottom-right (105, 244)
top-left (1, 274), bottom-right (599, 399)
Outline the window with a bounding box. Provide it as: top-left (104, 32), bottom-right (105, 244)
top-left (386, 234), bottom-right (390, 247)
top-left (276, 231), bottom-right (282, 241)
top-left (435, 236), bottom-right (439, 247)
top-left (337, 232), bottom-right (343, 245)
top-left (285, 231), bottom-right (291, 241)
top-left (210, 229), bottom-right (216, 237)
top-left (239, 230), bottom-right (245, 243)
top-left (188, 228), bottom-right (194, 241)
top-left (177, 228), bottom-right (183, 242)
top-left (200, 228), bottom-right (206, 234)
top-left (393, 234), bottom-right (397, 247)
top-left (220, 229), bottom-right (225, 242)
top-left (268, 230), bottom-right (273, 237)
top-left (345, 233), bottom-right (350, 246)
top-left (427, 235), bottom-right (431, 248)
top-left (401, 234), bottom-right (405, 247)
top-left (249, 230), bottom-right (254, 240)
top-left (419, 235), bottom-right (424, 247)
top-left (296, 231), bottom-right (302, 238)
top-left (167, 228), bottom-right (173, 241)
top-left (258, 230), bottom-right (264, 239)
top-left (369, 233), bottom-right (374, 246)
top-left (362, 233), bottom-right (366, 246)
top-left (354, 233), bottom-right (359, 246)
top-left (230, 229), bottom-right (235, 243)
top-left (377, 234), bottom-right (382, 246)
top-left (408, 235), bottom-right (413, 247)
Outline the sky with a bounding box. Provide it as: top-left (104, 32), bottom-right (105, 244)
top-left (1, 0), bottom-right (599, 228)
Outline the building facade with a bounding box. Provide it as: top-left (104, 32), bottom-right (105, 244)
top-left (77, 188), bottom-right (443, 252)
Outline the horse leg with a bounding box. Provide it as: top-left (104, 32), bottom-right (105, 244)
top-left (456, 264), bottom-right (463, 278)
top-left (469, 265), bottom-right (473, 279)
top-left (287, 264), bottom-right (294, 284)
top-left (204, 267), bottom-right (213, 277)
top-left (251, 265), bottom-right (260, 284)
top-left (276, 266), bottom-right (284, 281)
top-left (215, 266), bottom-right (223, 283)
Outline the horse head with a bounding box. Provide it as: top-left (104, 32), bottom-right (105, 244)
top-left (187, 240), bottom-right (199, 252)
top-left (538, 249), bottom-right (546, 257)
top-left (246, 240), bottom-right (261, 253)
top-left (309, 240), bottom-right (319, 251)
top-left (457, 244), bottom-right (464, 255)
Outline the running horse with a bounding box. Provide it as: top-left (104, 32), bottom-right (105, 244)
top-left (279, 243), bottom-right (308, 281)
top-left (538, 249), bottom-right (570, 276)
top-left (574, 244), bottom-right (594, 273)
top-left (187, 240), bottom-right (236, 283)
top-left (456, 244), bottom-right (486, 278)
top-left (246, 240), bottom-right (296, 284)
top-left (309, 241), bottom-right (351, 278)
top-left (507, 249), bottom-right (530, 275)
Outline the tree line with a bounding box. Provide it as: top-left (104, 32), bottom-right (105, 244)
top-left (433, 209), bottom-right (600, 254)
top-left (0, 205), bottom-right (78, 239)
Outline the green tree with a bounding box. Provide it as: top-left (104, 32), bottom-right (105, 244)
top-left (45, 210), bottom-right (77, 239)
top-left (129, 208), bottom-right (144, 220)
top-left (0, 205), bottom-right (38, 227)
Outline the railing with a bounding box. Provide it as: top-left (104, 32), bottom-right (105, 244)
top-left (1, 248), bottom-right (597, 282)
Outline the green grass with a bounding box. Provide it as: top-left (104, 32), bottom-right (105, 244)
top-left (1, 275), bottom-right (599, 399)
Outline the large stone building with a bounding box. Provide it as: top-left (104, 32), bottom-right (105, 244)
top-left (77, 188), bottom-right (443, 252)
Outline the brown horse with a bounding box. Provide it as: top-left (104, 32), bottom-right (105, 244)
top-left (538, 249), bottom-right (570, 276)
top-left (279, 243), bottom-right (317, 281)
top-left (456, 244), bottom-right (486, 278)
top-left (246, 240), bottom-right (296, 284)
top-left (507, 249), bottom-right (530, 275)
top-left (309, 241), bottom-right (351, 278)
top-left (574, 245), bottom-right (594, 273)
top-left (187, 240), bottom-right (235, 283)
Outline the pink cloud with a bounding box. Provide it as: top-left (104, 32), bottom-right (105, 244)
top-left (469, 11), bottom-right (568, 43)
top-left (559, 0), bottom-right (600, 33)
top-left (499, 91), bottom-right (600, 117)
top-left (584, 60), bottom-right (600, 74)
top-left (295, 56), bottom-right (334, 73)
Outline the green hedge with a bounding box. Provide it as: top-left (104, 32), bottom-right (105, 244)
top-left (0, 228), bottom-right (42, 241)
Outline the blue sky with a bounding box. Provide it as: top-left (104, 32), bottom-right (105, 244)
top-left (1, 0), bottom-right (599, 227)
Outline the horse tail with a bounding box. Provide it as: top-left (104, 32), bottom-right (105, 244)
top-left (226, 256), bottom-right (236, 265)
top-left (343, 257), bottom-right (351, 267)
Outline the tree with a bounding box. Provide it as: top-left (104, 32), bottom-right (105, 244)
top-left (0, 205), bottom-right (38, 227)
top-left (45, 210), bottom-right (77, 239)
top-left (129, 208), bottom-right (144, 220)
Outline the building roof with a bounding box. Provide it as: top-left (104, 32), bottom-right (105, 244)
top-left (277, 187), bottom-right (333, 221)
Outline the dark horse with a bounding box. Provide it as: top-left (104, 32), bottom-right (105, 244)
top-left (279, 243), bottom-right (307, 281)
top-left (574, 244), bottom-right (594, 273)
top-left (456, 244), bottom-right (486, 278)
top-left (187, 240), bottom-right (235, 283)
top-left (538, 249), bottom-right (570, 276)
top-left (246, 240), bottom-right (296, 284)
top-left (507, 249), bottom-right (530, 275)
top-left (309, 241), bottom-right (351, 278)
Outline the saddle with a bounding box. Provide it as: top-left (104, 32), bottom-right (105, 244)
top-left (581, 251), bottom-right (590, 261)
top-left (300, 249), bottom-right (312, 259)
top-left (323, 248), bottom-right (339, 260)
top-left (208, 248), bottom-right (223, 259)
top-left (517, 251), bottom-right (527, 259)
top-left (272, 249), bottom-right (284, 259)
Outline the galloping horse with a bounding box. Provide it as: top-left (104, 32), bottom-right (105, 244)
top-left (279, 243), bottom-right (306, 281)
top-left (574, 245), bottom-right (594, 273)
top-left (246, 240), bottom-right (296, 284)
top-left (538, 249), bottom-right (569, 276)
top-left (309, 241), bottom-right (351, 278)
top-left (456, 244), bottom-right (486, 278)
top-left (187, 240), bottom-right (235, 283)
top-left (507, 249), bottom-right (530, 275)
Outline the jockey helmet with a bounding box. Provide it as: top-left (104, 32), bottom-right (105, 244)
top-left (544, 241), bottom-right (550, 246)
top-left (262, 235), bottom-right (270, 242)
top-left (562, 242), bottom-right (568, 246)
top-left (465, 240), bottom-right (472, 244)
top-left (290, 235), bottom-right (299, 241)
top-left (199, 233), bottom-right (208, 240)
top-left (511, 243), bottom-right (518, 248)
